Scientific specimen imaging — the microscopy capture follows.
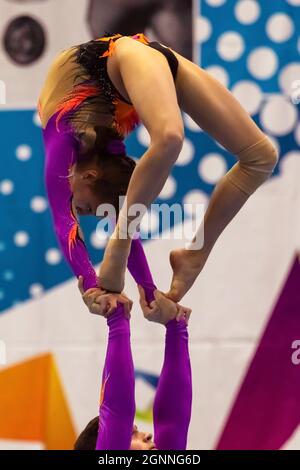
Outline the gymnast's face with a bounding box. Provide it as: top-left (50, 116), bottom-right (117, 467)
top-left (130, 425), bottom-right (157, 450)
top-left (69, 166), bottom-right (102, 216)
top-left (69, 156), bottom-right (135, 216)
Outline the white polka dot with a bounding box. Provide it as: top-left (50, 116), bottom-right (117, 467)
top-left (137, 126), bottom-right (150, 147)
top-left (206, 65), bottom-right (230, 88)
top-left (231, 80), bottom-right (263, 115)
top-left (175, 138), bottom-right (195, 166)
top-left (265, 135), bottom-right (280, 158)
top-left (195, 17), bottom-right (212, 43)
top-left (90, 229), bottom-right (108, 249)
top-left (198, 153), bottom-right (227, 184)
top-left (140, 210), bottom-right (159, 235)
top-left (16, 144), bottom-right (32, 161)
top-left (295, 123), bottom-right (300, 146)
top-left (260, 96), bottom-right (298, 136)
top-left (33, 111), bottom-right (42, 127)
top-left (286, 0), bottom-right (300, 5)
top-left (280, 151), bottom-right (300, 176)
top-left (291, 84), bottom-right (300, 105)
top-left (206, 0), bottom-right (226, 6)
top-left (217, 31), bottom-right (245, 62)
top-left (183, 190), bottom-right (209, 216)
top-left (266, 13), bottom-right (294, 43)
top-left (159, 175), bottom-right (177, 199)
top-left (29, 283), bottom-right (44, 298)
top-left (14, 231), bottom-right (29, 247)
top-left (247, 47), bottom-right (278, 79)
top-left (30, 196), bottom-right (47, 213)
top-left (235, 0), bottom-right (260, 25)
top-left (0, 179), bottom-right (14, 195)
top-left (3, 270), bottom-right (14, 281)
top-left (45, 248), bottom-right (62, 265)
top-left (183, 113), bottom-right (202, 132)
top-left (279, 63), bottom-right (300, 98)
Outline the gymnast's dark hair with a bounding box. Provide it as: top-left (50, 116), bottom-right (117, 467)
top-left (76, 125), bottom-right (136, 212)
top-left (74, 416), bottom-right (99, 450)
top-left (71, 33), bottom-right (137, 208)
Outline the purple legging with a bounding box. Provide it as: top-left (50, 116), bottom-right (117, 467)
top-left (96, 307), bottom-right (192, 450)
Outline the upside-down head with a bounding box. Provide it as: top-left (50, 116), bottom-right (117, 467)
top-left (74, 417), bottom-right (157, 450)
top-left (69, 126), bottom-right (136, 217)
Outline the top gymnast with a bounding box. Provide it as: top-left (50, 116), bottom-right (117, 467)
top-left (39, 32), bottom-right (278, 309)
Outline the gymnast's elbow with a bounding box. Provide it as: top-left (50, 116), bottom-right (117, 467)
top-left (151, 127), bottom-right (184, 160)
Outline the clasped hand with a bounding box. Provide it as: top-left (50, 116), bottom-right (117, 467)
top-left (78, 276), bottom-right (191, 325)
top-left (78, 276), bottom-right (132, 318)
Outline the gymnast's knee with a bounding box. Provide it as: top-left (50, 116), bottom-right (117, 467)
top-left (227, 135), bottom-right (279, 195)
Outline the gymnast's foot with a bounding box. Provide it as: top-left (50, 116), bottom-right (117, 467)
top-left (165, 248), bottom-right (210, 302)
top-left (99, 236), bottom-right (131, 292)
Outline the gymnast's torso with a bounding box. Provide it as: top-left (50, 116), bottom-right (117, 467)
top-left (38, 32), bottom-right (179, 154)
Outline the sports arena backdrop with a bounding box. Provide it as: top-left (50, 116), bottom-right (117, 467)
top-left (0, 0), bottom-right (300, 450)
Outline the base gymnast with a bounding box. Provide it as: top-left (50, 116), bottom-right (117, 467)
top-left (74, 280), bottom-right (192, 451)
top-left (39, 31), bottom-right (279, 311)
